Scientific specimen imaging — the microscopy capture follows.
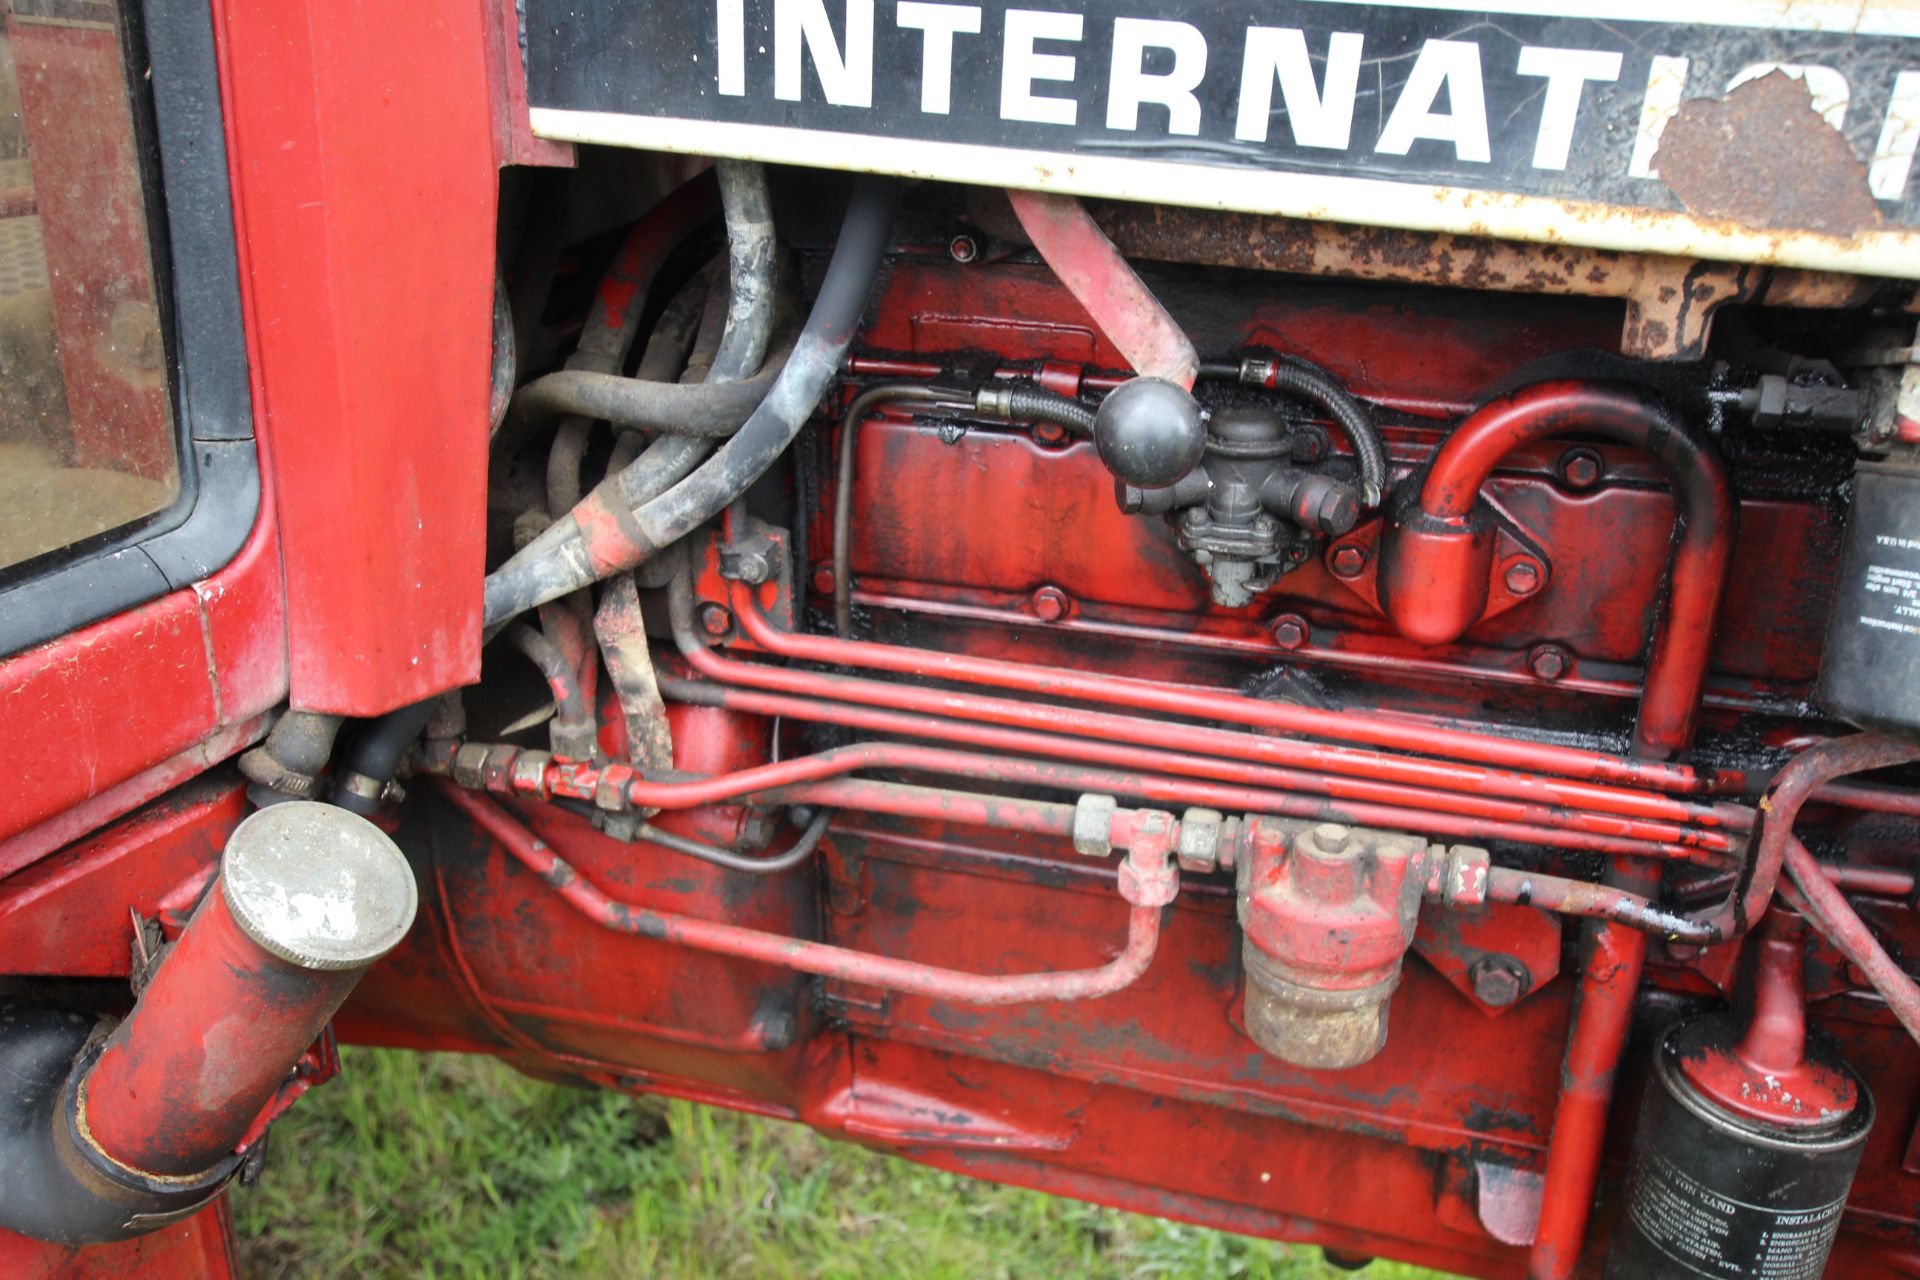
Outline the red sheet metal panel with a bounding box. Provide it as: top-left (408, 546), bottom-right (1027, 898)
top-left (214, 0), bottom-right (498, 714)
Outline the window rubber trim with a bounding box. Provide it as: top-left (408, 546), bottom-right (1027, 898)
top-left (0, 0), bottom-right (258, 658)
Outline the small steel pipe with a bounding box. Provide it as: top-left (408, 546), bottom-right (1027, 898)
top-left (710, 582), bottom-right (1741, 830)
top-left (1687, 733), bottom-right (1920, 942)
top-left (1785, 836), bottom-right (1920, 1044)
top-left (79, 803), bottom-right (416, 1177)
top-left (1486, 867), bottom-right (1714, 942)
top-left (436, 781), bottom-right (1173, 1006)
top-left (726, 580), bottom-right (1731, 795)
top-left (655, 677), bottom-right (1732, 862)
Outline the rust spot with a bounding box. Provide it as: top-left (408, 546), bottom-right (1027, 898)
top-left (1655, 71), bottom-right (1883, 237)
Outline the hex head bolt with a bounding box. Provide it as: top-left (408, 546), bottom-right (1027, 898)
top-left (79, 803), bottom-right (417, 1177)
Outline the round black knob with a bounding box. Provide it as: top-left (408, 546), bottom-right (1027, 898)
top-left (1092, 377), bottom-right (1205, 489)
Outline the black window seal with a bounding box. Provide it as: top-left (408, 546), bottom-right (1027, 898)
top-left (0, 0), bottom-right (258, 658)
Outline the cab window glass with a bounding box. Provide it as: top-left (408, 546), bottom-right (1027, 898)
top-left (0, 0), bottom-right (175, 575)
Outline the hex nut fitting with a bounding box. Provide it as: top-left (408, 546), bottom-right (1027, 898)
top-left (1177, 808), bottom-right (1225, 873)
top-left (1073, 793), bottom-right (1118, 857)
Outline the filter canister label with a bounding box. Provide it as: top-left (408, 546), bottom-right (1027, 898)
top-left (1625, 1150), bottom-right (1845, 1279)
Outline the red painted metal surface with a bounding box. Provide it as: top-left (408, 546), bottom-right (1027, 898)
top-left (728, 572), bottom-right (1731, 795)
top-left (1787, 837), bottom-right (1920, 1045)
top-left (1527, 901), bottom-right (1654, 1280)
top-left (1692, 735), bottom-right (1920, 942)
top-left (1678, 914), bottom-right (1856, 1128)
top-left (0, 512), bottom-right (283, 850)
top-left (214, 0), bottom-right (497, 714)
top-left (0, 1202), bottom-right (237, 1280)
top-left (716, 587), bottom-right (1738, 816)
top-left (0, 779), bottom-right (240, 978)
top-left (4, 52), bottom-right (1920, 1277)
top-left (647, 676), bottom-right (1728, 860)
top-left (81, 882), bottom-right (362, 1176)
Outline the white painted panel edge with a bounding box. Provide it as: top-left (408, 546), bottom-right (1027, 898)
top-left (531, 108), bottom-right (1920, 278)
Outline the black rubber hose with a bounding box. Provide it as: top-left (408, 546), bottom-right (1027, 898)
top-left (259, 711), bottom-right (345, 775)
top-left (600, 265), bottom-right (737, 512)
top-left (637, 806), bottom-right (834, 874)
top-left (333, 701), bottom-right (434, 816)
top-left (596, 276), bottom-right (709, 482)
top-left (544, 254), bottom-right (715, 522)
top-left (509, 168), bottom-right (783, 583)
top-left (503, 625), bottom-right (589, 727)
top-left (482, 177), bottom-right (898, 627)
top-left (609, 177), bottom-right (894, 539)
top-left (532, 165), bottom-right (768, 519)
top-left (1265, 360), bottom-right (1389, 506)
top-left (1196, 354), bottom-right (1388, 506)
top-left (517, 336), bottom-right (795, 436)
top-left (1001, 385), bottom-right (1095, 434)
top-left (0, 1005), bottom-right (240, 1243)
top-left (709, 160), bottom-right (777, 385)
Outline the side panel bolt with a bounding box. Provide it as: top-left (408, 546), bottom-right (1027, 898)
top-left (1271, 614), bottom-right (1309, 650)
top-left (811, 566), bottom-right (837, 596)
top-left (698, 603), bottom-right (734, 637)
top-left (1031, 585), bottom-right (1071, 622)
top-left (1469, 955), bottom-right (1529, 1007)
top-left (1557, 447), bottom-right (1604, 490)
top-left (1528, 643), bottom-right (1571, 681)
top-left (1504, 560), bottom-right (1542, 596)
top-left (1329, 544), bottom-right (1369, 579)
top-left (948, 234), bottom-right (978, 263)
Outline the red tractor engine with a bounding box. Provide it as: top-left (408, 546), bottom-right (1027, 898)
top-left (2, 1), bottom-right (1920, 1278)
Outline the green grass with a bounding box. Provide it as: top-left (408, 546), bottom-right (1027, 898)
top-left (233, 1048), bottom-right (1454, 1280)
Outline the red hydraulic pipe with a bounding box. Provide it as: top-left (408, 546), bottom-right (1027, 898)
top-left (1486, 866), bottom-right (1712, 942)
top-left (727, 583), bottom-right (1727, 796)
top-left (1526, 871), bottom-right (1655, 1280)
top-left (79, 803), bottom-right (416, 1176)
top-left (437, 781), bottom-right (1175, 1005)
top-left (1786, 836), bottom-right (1920, 1044)
top-left (1687, 733), bottom-right (1920, 942)
top-left (655, 678), bottom-right (1731, 862)
top-left (1680, 862), bottom-right (1916, 902)
top-left (1828, 865), bottom-right (1918, 897)
top-left (769, 777), bottom-right (1084, 839)
top-left (1006, 190), bottom-right (1198, 389)
top-left (711, 589), bottom-right (1736, 833)
top-left (432, 721), bottom-right (1713, 863)
top-left (1384, 382), bottom-right (1735, 760)
top-left (1812, 780), bottom-right (1920, 818)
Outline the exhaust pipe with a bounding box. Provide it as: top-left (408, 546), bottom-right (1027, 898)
top-left (0, 801), bottom-right (416, 1242)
